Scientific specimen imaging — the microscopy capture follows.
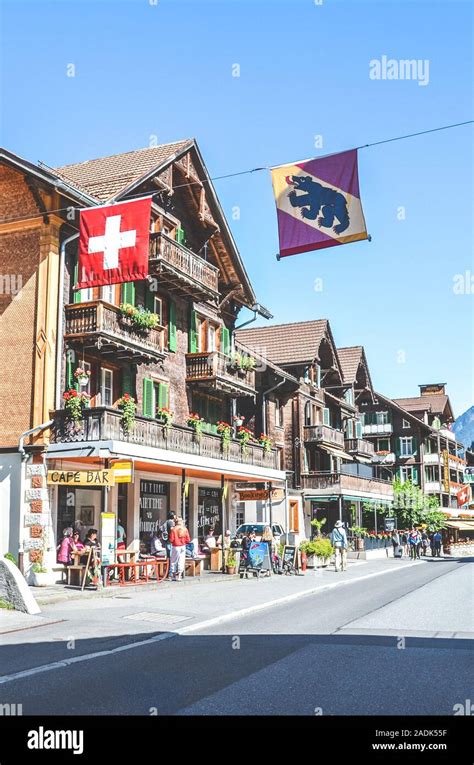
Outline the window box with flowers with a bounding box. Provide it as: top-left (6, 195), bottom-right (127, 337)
top-left (229, 352), bottom-right (256, 376)
top-left (188, 412), bottom-right (206, 440)
top-left (157, 407), bottom-right (174, 429)
top-left (236, 425), bottom-right (254, 454)
top-left (63, 389), bottom-right (90, 424)
top-left (74, 368), bottom-right (91, 387)
top-left (232, 414), bottom-right (245, 428)
top-left (119, 303), bottom-right (160, 333)
top-left (117, 393), bottom-right (137, 433)
top-left (259, 433), bottom-right (272, 454)
top-left (217, 421), bottom-right (232, 452)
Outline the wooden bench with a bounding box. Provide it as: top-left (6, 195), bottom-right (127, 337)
top-left (103, 558), bottom-right (169, 586)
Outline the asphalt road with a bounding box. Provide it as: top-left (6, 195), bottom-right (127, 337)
top-left (0, 557), bottom-right (472, 716)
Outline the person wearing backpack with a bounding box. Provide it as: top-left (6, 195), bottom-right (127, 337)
top-left (162, 511), bottom-right (177, 562)
top-left (330, 520), bottom-right (348, 572)
top-left (169, 517), bottom-right (191, 581)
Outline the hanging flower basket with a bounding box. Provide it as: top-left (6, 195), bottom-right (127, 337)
top-left (157, 407), bottom-right (174, 429)
top-left (217, 421), bottom-right (232, 451)
top-left (188, 412), bottom-right (206, 440)
top-left (117, 393), bottom-right (137, 433)
top-left (237, 425), bottom-right (254, 454)
top-left (259, 433), bottom-right (272, 453)
top-left (74, 368), bottom-right (91, 387)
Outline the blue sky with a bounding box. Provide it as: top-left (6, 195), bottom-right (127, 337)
top-left (1, 0), bottom-right (473, 415)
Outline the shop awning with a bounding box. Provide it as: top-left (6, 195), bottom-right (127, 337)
top-left (445, 520), bottom-right (474, 531)
top-left (325, 446), bottom-right (354, 461)
top-left (304, 496), bottom-right (339, 503)
top-left (342, 495), bottom-right (393, 505)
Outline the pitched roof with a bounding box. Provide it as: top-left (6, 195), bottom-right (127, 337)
top-left (235, 319), bottom-right (329, 366)
top-left (337, 346), bottom-right (364, 384)
top-left (393, 394), bottom-right (450, 415)
top-left (55, 140), bottom-right (193, 201)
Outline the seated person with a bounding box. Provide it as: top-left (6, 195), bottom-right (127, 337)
top-left (83, 528), bottom-right (100, 550)
top-left (202, 528), bottom-right (217, 552)
top-left (150, 532), bottom-right (166, 558)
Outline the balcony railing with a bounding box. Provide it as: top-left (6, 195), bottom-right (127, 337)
top-left (149, 232), bottom-right (219, 300)
top-left (362, 422), bottom-right (393, 435)
top-left (372, 451), bottom-right (395, 464)
top-left (301, 471), bottom-right (393, 497)
top-left (64, 302), bottom-right (165, 362)
top-left (304, 425), bottom-right (345, 449)
top-left (50, 407), bottom-right (278, 470)
top-left (424, 481), bottom-right (441, 493)
top-left (186, 351), bottom-right (256, 396)
top-left (345, 438), bottom-right (375, 458)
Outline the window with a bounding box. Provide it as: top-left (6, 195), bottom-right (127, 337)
top-left (153, 381), bottom-right (170, 414)
top-left (344, 388), bottom-right (354, 406)
top-left (323, 408), bottom-right (330, 426)
top-left (400, 466), bottom-right (418, 484)
top-left (101, 285), bottom-right (115, 304)
top-left (154, 297), bottom-right (162, 324)
top-left (402, 419), bottom-right (410, 429)
top-left (79, 361), bottom-right (92, 396)
top-left (400, 437), bottom-right (413, 456)
top-left (376, 411), bottom-right (389, 425)
top-left (235, 502), bottom-right (245, 529)
top-left (425, 466), bottom-right (439, 483)
top-left (207, 323), bottom-right (217, 352)
top-left (101, 368), bottom-right (113, 407)
top-left (304, 401), bottom-right (312, 426)
top-left (275, 399), bottom-right (284, 427)
top-left (377, 438), bottom-right (390, 452)
top-left (195, 315), bottom-right (203, 351)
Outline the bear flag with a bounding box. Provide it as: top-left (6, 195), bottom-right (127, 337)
top-left (271, 149), bottom-right (368, 258)
top-left (76, 197), bottom-right (152, 289)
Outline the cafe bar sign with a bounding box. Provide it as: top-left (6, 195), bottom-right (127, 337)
top-left (47, 469), bottom-right (115, 487)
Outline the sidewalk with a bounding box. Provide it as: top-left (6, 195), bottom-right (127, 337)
top-left (1, 557), bottom-right (423, 645)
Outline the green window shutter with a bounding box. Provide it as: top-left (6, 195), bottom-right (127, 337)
top-left (356, 420), bottom-right (363, 439)
top-left (122, 366), bottom-right (134, 396)
top-left (395, 438), bottom-right (401, 457)
top-left (323, 408), bottom-right (330, 426)
top-left (145, 285), bottom-right (155, 312)
top-left (142, 378), bottom-right (154, 418)
top-left (221, 326), bottom-right (230, 357)
top-left (66, 352), bottom-right (79, 390)
top-left (73, 257), bottom-right (82, 303)
top-left (121, 282), bottom-right (135, 306)
top-left (412, 467), bottom-right (418, 484)
top-left (176, 227), bottom-right (185, 245)
top-left (189, 308), bottom-right (198, 353)
top-left (157, 382), bottom-right (169, 409)
top-left (411, 436), bottom-right (418, 455)
top-left (168, 300), bottom-right (177, 352)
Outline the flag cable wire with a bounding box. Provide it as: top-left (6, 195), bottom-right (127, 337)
top-left (1, 119), bottom-right (472, 227)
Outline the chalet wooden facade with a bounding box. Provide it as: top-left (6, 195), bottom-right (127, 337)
top-left (0, 142), bottom-right (284, 576)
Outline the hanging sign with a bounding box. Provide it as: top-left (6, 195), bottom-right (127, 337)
top-left (47, 470), bottom-right (115, 487)
top-left (110, 461), bottom-right (133, 483)
top-left (100, 512), bottom-right (116, 566)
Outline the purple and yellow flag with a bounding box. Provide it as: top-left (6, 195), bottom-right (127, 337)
top-left (271, 149), bottom-right (368, 258)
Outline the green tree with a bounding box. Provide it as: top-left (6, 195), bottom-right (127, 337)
top-left (392, 478), bottom-right (445, 529)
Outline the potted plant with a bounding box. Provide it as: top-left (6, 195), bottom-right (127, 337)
top-left (74, 367), bottom-right (91, 387)
top-left (299, 540), bottom-right (319, 567)
top-left (259, 433), bottom-right (272, 453)
top-left (119, 303), bottom-right (160, 333)
top-left (351, 526), bottom-right (367, 551)
top-left (236, 425), bottom-right (254, 454)
top-left (117, 393), bottom-right (137, 433)
top-left (217, 420), bottom-right (232, 451)
top-left (31, 562), bottom-right (49, 587)
top-left (310, 517), bottom-right (327, 538)
top-left (226, 553), bottom-right (237, 575)
top-left (63, 389), bottom-right (90, 424)
top-left (313, 537), bottom-right (334, 567)
top-left (188, 412), bottom-right (205, 440)
top-left (233, 414), bottom-right (245, 428)
top-left (157, 406), bottom-right (174, 429)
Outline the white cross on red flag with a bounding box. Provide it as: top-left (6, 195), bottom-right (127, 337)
top-left (76, 197), bottom-right (152, 289)
top-left (456, 485), bottom-right (471, 508)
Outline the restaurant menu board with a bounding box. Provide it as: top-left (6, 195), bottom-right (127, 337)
top-left (248, 541), bottom-right (272, 571)
top-left (100, 512), bottom-right (116, 566)
top-left (198, 487), bottom-right (221, 534)
top-left (282, 544), bottom-right (298, 570)
top-left (384, 518), bottom-right (396, 532)
top-left (139, 480), bottom-right (169, 542)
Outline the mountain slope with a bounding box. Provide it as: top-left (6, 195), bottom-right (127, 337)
top-left (453, 406), bottom-right (474, 449)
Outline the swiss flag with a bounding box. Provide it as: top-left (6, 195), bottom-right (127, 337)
top-left (456, 485), bottom-right (471, 508)
top-left (77, 197), bottom-right (152, 289)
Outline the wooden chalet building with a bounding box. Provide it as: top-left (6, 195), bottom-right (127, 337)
top-left (236, 322), bottom-right (393, 535)
top-left (0, 141), bottom-right (285, 577)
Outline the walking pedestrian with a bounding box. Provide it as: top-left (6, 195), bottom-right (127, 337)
top-left (429, 532), bottom-right (435, 557)
top-left (421, 530), bottom-right (429, 557)
top-left (407, 528), bottom-right (419, 560)
top-left (401, 530), bottom-right (409, 557)
top-left (433, 530), bottom-right (442, 557)
top-left (330, 520), bottom-right (348, 572)
top-left (169, 517), bottom-right (191, 581)
top-left (162, 511), bottom-right (177, 561)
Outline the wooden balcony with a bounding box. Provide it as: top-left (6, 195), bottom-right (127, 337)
top-left (303, 425), bottom-right (345, 449)
top-left (300, 471), bottom-right (393, 498)
top-left (186, 351), bottom-right (256, 397)
top-left (50, 407), bottom-right (278, 470)
top-left (345, 438), bottom-right (375, 459)
top-left (149, 232), bottom-right (219, 302)
top-left (64, 302), bottom-right (165, 364)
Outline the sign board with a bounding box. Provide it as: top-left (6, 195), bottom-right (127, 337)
top-left (282, 544), bottom-right (298, 570)
top-left (464, 468), bottom-right (474, 484)
top-left (110, 461), bottom-right (133, 483)
top-left (442, 451), bottom-right (450, 492)
top-left (247, 541), bottom-right (272, 572)
top-left (384, 517), bottom-right (397, 532)
top-left (47, 470), bottom-right (115, 487)
top-left (198, 487), bottom-right (221, 533)
top-left (238, 489), bottom-right (270, 501)
top-left (100, 512), bottom-right (116, 566)
top-left (456, 485), bottom-right (471, 508)
top-left (139, 480), bottom-right (169, 541)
